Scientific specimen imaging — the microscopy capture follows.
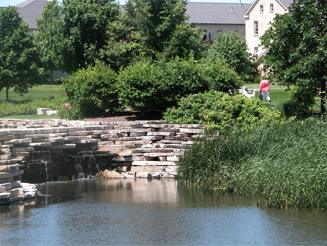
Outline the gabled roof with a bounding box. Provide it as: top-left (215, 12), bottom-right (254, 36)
top-left (186, 2), bottom-right (251, 25)
top-left (16, 0), bottom-right (48, 30)
top-left (244, 0), bottom-right (293, 17)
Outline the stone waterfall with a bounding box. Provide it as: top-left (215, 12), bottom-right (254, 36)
top-left (0, 119), bottom-right (204, 204)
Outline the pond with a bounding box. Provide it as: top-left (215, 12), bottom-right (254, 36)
top-left (1, 179), bottom-right (327, 245)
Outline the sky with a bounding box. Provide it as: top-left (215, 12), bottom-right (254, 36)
top-left (0, 0), bottom-right (254, 7)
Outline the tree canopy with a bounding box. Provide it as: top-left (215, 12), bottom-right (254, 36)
top-left (0, 6), bottom-right (45, 101)
top-left (100, 0), bottom-right (206, 70)
top-left (208, 31), bottom-right (257, 81)
top-left (260, 0), bottom-right (327, 113)
top-left (45, 0), bottom-right (121, 73)
top-left (35, 0), bottom-right (61, 84)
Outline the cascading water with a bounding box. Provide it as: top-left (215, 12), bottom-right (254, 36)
top-left (74, 151), bottom-right (99, 179)
top-left (29, 151), bottom-right (53, 183)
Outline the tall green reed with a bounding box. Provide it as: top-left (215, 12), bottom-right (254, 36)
top-left (179, 117), bottom-right (327, 209)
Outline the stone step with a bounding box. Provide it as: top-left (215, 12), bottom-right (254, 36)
top-left (0, 159), bottom-right (18, 165)
top-left (132, 161), bottom-right (177, 166)
top-left (131, 148), bottom-right (177, 153)
top-left (0, 170), bottom-right (24, 179)
top-left (0, 164), bottom-right (19, 173)
top-left (147, 132), bottom-right (176, 136)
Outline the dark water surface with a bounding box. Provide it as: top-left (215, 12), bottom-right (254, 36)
top-left (1, 179), bottom-right (327, 245)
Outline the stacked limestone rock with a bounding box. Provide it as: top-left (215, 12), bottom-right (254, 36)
top-left (0, 119), bottom-right (204, 184)
top-left (0, 138), bottom-right (37, 205)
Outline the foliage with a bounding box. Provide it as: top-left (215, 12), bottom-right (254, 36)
top-left (0, 6), bottom-right (45, 101)
top-left (55, 0), bottom-right (120, 73)
top-left (204, 60), bottom-right (243, 93)
top-left (208, 31), bottom-right (258, 81)
top-left (260, 0), bottom-right (327, 113)
top-left (163, 90), bottom-right (283, 133)
top-left (118, 58), bottom-right (243, 114)
top-left (179, 117), bottom-right (327, 209)
top-left (35, 0), bottom-right (61, 84)
top-left (0, 96), bottom-right (65, 118)
top-left (62, 61), bottom-right (120, 117)
top-left (58, 102), bottom-right (83, 120)
top-left (103, 0), bottom-right (206, 68)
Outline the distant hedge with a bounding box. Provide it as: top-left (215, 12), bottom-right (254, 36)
top-left (62, 58), bottom-right (243, 118)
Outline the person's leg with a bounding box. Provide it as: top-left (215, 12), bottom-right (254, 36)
top-left (266, 92), bottom-right (271, 102)
top-left (262, 91), bottom-right (268, 101)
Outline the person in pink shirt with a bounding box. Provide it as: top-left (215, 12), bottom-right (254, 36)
top-left (260, 78), bottom-right (271, 102)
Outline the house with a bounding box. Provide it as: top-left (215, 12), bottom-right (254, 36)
top-left (186, 2), bottom-right (251, 40)
top-left (16, 0), bottom-right (48, 33)
top-left (244, 0), bottom-right (293, 57)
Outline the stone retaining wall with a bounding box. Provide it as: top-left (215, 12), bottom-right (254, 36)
top-left (0, 119), bottom-right (204, 204)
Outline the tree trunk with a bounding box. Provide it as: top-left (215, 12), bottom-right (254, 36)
top-left (51, 67), bottom-right (54, 85)
top-left (321, 81), bottom-right (326, 114)
top-left (6, 87), bottom-right (9, 102)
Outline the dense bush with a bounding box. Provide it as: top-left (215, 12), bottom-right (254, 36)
top-left (179, 117), bottom-right (327, 209)
top-left (118, 58), bottom-right (243, 114)
top-left (62, 61), bottom-right (120, 118)
top-left (163, 90), bottom-right (283, 132)
top-left (117, 59), bottom-right (167, 113)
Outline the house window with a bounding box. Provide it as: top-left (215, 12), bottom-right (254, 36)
top-left (254, 47), bottom-right (259, 55)
top-left (270, 4), bottom-right (274, 12)
top-left (203, 30), bottom-right (207, 40)
top-left (217, 30), bottom-right (223, 34)
top-left (254, 21), bottom-right (258, 35)
top-left (260, 5), bottom-right (264, 13)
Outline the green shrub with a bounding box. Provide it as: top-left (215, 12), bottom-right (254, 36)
top-left (288, 84), bottom-right (317, 111)
top-left (118, 59), bottom-right (166, 113)
top-left (163, 90), bottom-right (284, 133)
top-left (179, 117), bottom-right (327, 209)
top-left (204, 60), bottom-right (243, 93)
top-left (62, 61), bottom-right (120, 118)
top-left (118, 57), bottom-right (242, 114)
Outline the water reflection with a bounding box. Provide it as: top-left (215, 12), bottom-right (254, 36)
top-left (1, 179), bottom-right (327, 245)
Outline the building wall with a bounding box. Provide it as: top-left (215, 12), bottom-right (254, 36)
top-left (245, 0), bottom-right (289, 56)
top-left (195, 24), bottom-right (245, 40)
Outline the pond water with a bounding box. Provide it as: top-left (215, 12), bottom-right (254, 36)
top-left (1, 179), bottom-right (327, 245)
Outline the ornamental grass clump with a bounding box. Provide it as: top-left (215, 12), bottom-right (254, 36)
top-left (179, 117), bottom-right (327, 209)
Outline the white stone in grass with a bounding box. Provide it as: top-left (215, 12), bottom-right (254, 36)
top-left (37, 108), bottom-right (52, 115)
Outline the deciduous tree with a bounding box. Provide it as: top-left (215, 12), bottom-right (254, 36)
top-left (208, 31), bottom-right (257, 81)
top-left (35, 0), bottom-right (61, 84)
top-left (261, 0), bottom-right (327, 113)
top-left (108, 0), bottom-right (206, 63)
top-left (56, 0), bottom-right (120, 73)
top-left (0, 7), bottom-right (45, 101)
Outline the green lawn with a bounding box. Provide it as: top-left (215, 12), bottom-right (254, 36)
top-left (245, 83), bottom-right (321, 111)
top-left (244, 83), bottom-right (291, 104)
top-left (0, 85), bottom-right (63, 119)
top-left (0, 85), bottom-right (63, 103)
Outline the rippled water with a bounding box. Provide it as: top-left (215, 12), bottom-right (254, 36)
top-left (1, 179), bottom-right (327, 245)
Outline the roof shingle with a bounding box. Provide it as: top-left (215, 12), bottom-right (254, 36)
top-left (186, 2), bottom-right (251, 25)
top-left (16, 0), bottom-right (48, 30)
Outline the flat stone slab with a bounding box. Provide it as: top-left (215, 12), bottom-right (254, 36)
top-left (46, 110), bottom-right (58, 116)
top-left (30, 142), bottom-right (52, 147)
top-left (132, 161), bottom-right (177, 166)
top-left (37, 108), bottom-right (52, 115)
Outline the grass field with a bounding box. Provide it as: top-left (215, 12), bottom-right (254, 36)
top-left (0, 85), bottom-right (63, 103)
top-left (0, 85), bottom-right (64, 119)
top-left (244, 83), bottom-right (291, 104)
